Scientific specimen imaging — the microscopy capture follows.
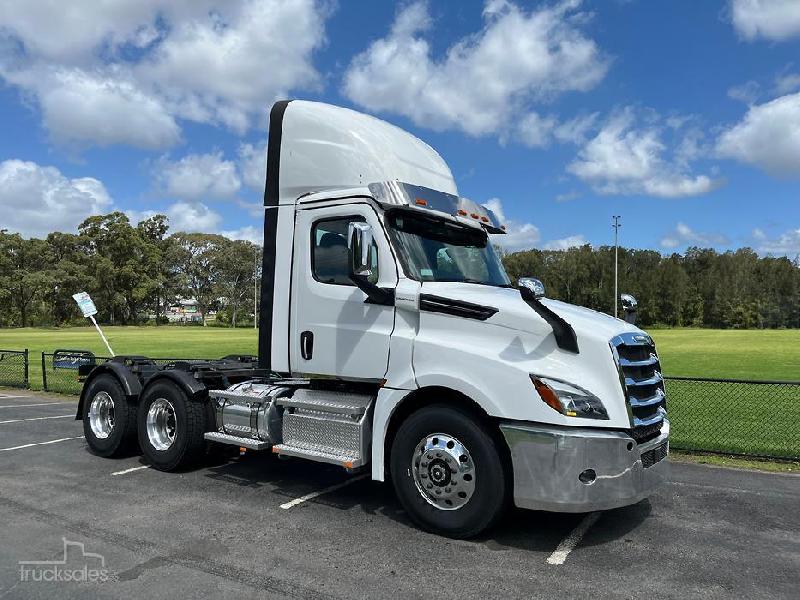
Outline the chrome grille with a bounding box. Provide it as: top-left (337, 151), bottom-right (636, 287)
top-left (611, 332), bottom-right (667, 443)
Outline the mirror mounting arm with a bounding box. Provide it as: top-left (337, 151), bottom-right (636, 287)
top-left (349, 275), bottom-right (395, 306)
top-left (519, 286), bottom-right (579, 354)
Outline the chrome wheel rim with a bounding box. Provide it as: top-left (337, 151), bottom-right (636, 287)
top-left (146, 398), bottom-right (177, 451)
top-left (412, 433), bottom-right (476, 510)
top-left (88, 391), bottom-right (115, 439)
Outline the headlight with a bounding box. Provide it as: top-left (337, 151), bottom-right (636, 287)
top-left (530, 375), bottom-right (609, 420)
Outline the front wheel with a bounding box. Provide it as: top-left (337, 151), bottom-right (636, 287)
top-left (138, 381), bottom-right (207, 471)
top-left (390, 404), bottom-right (509, 538)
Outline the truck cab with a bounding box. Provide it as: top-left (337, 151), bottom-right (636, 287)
top-left (77, 100), bottom-right (669, 538)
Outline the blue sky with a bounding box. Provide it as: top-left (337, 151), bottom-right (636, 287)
top-left (1, 0), bottom-right (799, 254)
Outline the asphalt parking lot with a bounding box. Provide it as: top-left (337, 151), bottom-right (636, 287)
top-left (0, 391), bottom-right (798, 599)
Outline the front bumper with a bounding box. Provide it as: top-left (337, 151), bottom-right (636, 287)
top-left (499, 419), bottom-right (669, 513)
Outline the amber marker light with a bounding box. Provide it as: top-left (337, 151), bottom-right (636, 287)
top-left (530, 376), bottom-right (572, 415)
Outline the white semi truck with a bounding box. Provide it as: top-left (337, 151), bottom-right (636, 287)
top-left (77, 100), bottom-right (669, 538)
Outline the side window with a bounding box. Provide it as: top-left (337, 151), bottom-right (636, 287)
top-left (312, 217), bottom-right (379, 285)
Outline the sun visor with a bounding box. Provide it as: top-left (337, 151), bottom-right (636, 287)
top-left (368, 181), bottom-right (506, 234)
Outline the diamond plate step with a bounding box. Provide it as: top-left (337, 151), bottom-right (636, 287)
top-left (204, 431), bottom-right (270, 450)
top-left (271, 443), bottom-right (365, 468)
top-left (276, 389), bottom-right (374, 416)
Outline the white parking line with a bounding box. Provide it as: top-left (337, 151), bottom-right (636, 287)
top-left (0, 415), bottom-right (73, 424)
top-left (0, 394), bottom-right (27, 399)
top-left (111, 465), bottom-right (151, 476)
top-left (546, 512), bottom-right (601, 565)
top-left (0, 403), bottom-right (63, 409)
top-left (280, 474), bottom-right (369, 510)
top-left (0, 436), bottom-right (84, 452)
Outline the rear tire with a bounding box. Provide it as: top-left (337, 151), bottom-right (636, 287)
top-left (82, 374), bottom-right (138, 457)
top-left (138, 381), bottom-right (207, 471)
top-left (390, 404), bottom-right (508, 539)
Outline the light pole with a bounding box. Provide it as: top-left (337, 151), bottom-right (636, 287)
top-left (612, 215), bottom-right (621, 318)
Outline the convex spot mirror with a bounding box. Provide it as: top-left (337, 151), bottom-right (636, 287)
top-left (620, 293), bottom-right (638, 312)
top-left (518, 277), bottom-right (545, 298)
top-left (348, 221), bottom-right (375, 279)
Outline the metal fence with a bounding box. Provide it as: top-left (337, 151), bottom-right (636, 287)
top-left (7, 349), bottom-right (799, 460)
top-left (40, 351), bottom-right (221, 396)
top-left (664, 376), bottom-right (800, 460)
top-left (41, 349), bottom-right (104, 396)
top-left (0, 349), bottom-right (28, 389)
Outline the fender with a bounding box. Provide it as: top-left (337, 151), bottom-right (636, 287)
top-left (75, 362), bottom-right (142, 420)
top-left (371, 381), bottom-right (499, 482)
top-left (141, 369), bottom-right (208, 401)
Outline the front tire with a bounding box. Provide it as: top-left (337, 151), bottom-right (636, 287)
top-left (83, 374), bottom-right (138, 457)
top-left (390, 404), bottom-right (509, 538)
top-left (138, 381), bottom-right (207, 471)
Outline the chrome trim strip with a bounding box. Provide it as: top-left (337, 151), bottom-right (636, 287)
top-left (629, 389), bottom-right (666, 408)
top-left (610, 332), bottom-right (653, 347)
top-left (625, 373), bottom-right (663, 387)
top-left (618, 354), bottom-right (659, 368)
top-left (633, 408), bottom-right (666, 427)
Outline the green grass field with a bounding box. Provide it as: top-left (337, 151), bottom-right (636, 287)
top-left (0, 326), bottom-right (258, 395)
top-left (0, 325), bottom-right (797, 458)
top-left (650, 329), bottom-right (800, 381)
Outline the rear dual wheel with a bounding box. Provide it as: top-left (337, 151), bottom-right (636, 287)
top-left (83, 375), bottom-right (138, 457)
top-left (137, 381), bottom-right (208, 471)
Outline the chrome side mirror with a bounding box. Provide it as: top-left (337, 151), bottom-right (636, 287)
top-left (620, 293), bottom-right (637, 312)
top-left (621, 293), bottom-right (638, 324)
top-left (518, 277), bottom-right (545, 298)
top-left (348, 221), bottom-right (374, 279)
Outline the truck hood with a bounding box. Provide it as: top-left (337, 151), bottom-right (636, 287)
top-left (419, 282), bottom-right (640, 344)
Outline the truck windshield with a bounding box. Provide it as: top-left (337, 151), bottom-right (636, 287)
top-left (386, 211), bottom-right (512, 287)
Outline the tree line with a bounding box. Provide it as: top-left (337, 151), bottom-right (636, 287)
top-left (2, 212), bottom-right (798, 329)
top-left (0, 212), bottom-right (261, 328)
top-left (503, 245), bottom-right (800, 328)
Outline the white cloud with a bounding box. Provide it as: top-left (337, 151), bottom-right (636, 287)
top-left (517, 112), bottom-right (557, 148)
top-left (3, 66), bottom-right (180, 149)
top-left (0, 0), bottom-right (329, 147)
top-left (343, 0), bottom-right (608, 137)
top-left (127, 202), bottom-right (261, 241)
top-left (157, 152), bottom-right (241, 200)
top-left (727, 80), bottom-right (762, 105)
top-left (0, 159), bottom-right (112, 238)
top-left (484, 198), bottom-right (541, 252)
top-left (220, 225), bottom-right (263, 244)
top-left (755, 228), bottom-right (800, 254)
top-left (775, 72), bottom-right (800, 95)
top-left (238, 143), bottom-right (267, 191)
top-left (542, 234), bottom-right (588, 250)
top-left (660, 222), bottom-right (729, 249)
top-left (567, 109), bottom-right (720, 198)
top-left (164, 201), bottom-right (223, 232)
top-left (730, 0), bottom-right (800, 41)
top-left (137, 0), bottom-right (327, 132)
top-left (717, 92), bottom-right (800, 175)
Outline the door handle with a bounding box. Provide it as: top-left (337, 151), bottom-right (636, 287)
top-left (300, 331), bottom-right (314, 360)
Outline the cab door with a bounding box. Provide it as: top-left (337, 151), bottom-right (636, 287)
top-left (289, 202), bottom-right (397, 380)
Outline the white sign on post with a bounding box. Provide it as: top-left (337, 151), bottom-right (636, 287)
top-left (72, 292), bottom-right (115, 356)
top-left (72, 292), bottom-right (98, 318)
